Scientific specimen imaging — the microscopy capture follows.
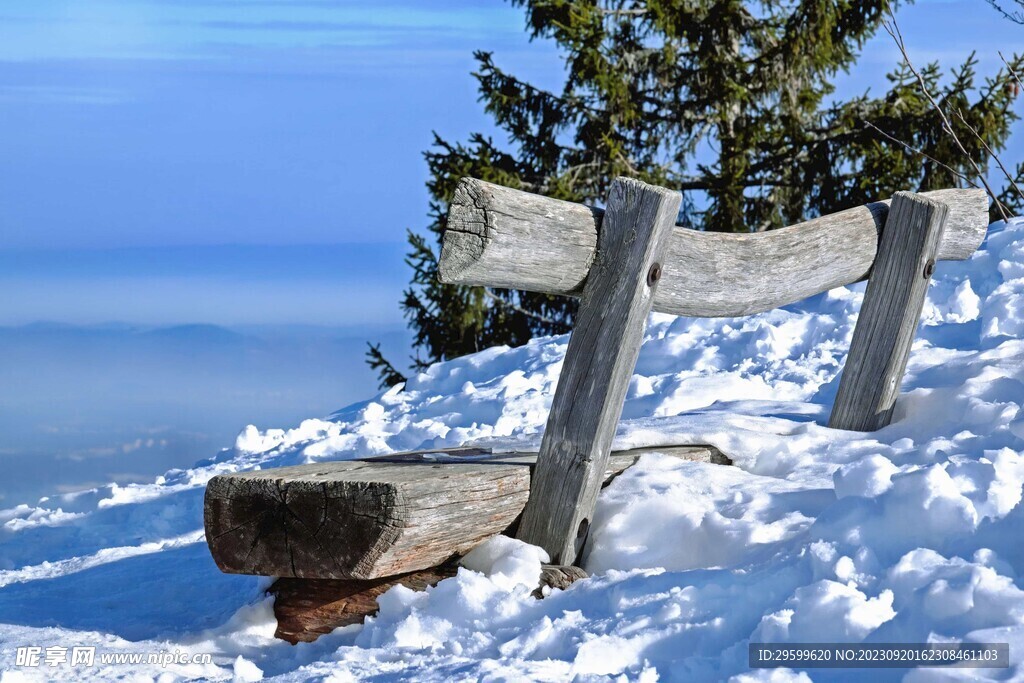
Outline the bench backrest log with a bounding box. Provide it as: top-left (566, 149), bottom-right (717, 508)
top-left (439, 177), bottom-right (989, 565)
top-left (440, 178), bottom-right (987, 317)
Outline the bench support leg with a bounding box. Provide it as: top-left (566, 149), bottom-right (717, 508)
top-left (515, 178), bottom-right (680, 564)
top-left (829, 191), bottom-right (949, 432)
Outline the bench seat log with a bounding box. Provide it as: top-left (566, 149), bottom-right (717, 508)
top-left (439, 178), bottom-right (988, 318)
top-left (204, 445), bottom-right (726, 580)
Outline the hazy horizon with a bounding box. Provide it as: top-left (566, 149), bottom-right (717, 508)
top-left (0, 242), bottom-right (409, 327)
top-left (0, 319), bottom-right (412, 507)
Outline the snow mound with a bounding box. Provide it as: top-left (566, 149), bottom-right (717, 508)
top-left (3, 219), bottom-right (1024, 680)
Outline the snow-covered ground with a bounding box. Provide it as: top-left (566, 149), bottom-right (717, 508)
top-left (3, 218), bottom-right (1024, 681)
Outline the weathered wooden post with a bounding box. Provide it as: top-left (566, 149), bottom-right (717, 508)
top-left (513, 178), bottom-right (681, 565)
top-left (829, 192), bottom-right (950, 431)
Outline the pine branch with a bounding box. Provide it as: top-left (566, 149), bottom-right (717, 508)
top-left (394, 0), bottom-right (1021, 367)
top-left (365, 342), bottom-right (407, 390)
top-left (482, 288), bottom-right (565, 328)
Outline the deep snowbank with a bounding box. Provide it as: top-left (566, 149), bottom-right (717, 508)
top-left (3, 220), bottom-right (1024, 681)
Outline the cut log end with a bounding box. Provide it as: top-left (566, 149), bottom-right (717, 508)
top-left (205, 460), bottom-right (532, 580)
top-left (204, 464), bottom-right (403, 580)
top-left (439, 177), bottom-right (600, 293)
top-left (438, 178), bottom-right (490, 285)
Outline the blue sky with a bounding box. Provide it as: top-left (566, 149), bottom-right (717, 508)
top-left (0, 0), bottom-right (549, 251)
top-left (1, 0), bottom-right (1022, 325)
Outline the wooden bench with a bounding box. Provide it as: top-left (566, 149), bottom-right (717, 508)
top-left (204, 178), bottom-right (988, 642)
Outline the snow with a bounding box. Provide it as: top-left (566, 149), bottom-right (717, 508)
top-left (3, 218), bottom-right (1024, 680)
top-left (460, 536), bottom-right (549, 591)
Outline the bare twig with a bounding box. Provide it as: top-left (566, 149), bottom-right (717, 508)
top-left (987, 0), bottom-right (1024, 24)
top-left (596, 8), bottom-right (649, 17)
top-left (863, 120), bottom-right (974, 185)
top-left (882, 13), bottom-right (1009, 219)
top-left (999, 51), bottom-right (1024, 94)
top-left (952, 108), bottom-right (1024, 203)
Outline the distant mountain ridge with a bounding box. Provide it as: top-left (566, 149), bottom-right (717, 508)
top-left (0, 320), bottom-right (412, 507)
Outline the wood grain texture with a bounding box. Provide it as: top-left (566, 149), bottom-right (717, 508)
top-left (205, 460), bottom-right (530, 581)
top-left (205, 444), bottom-right (725, 580)
top-left (368, 444), bottom-right (730, 468)
top-left (828, 192), bottom-right (949, 432)
top-left (440, 178), bottom-right (988, 318)
top-left (270, 562), bottom-right (588, 644)
top-left (514, 177), bottom-right (682, 565)
top-left (270, 564), bottom-right (458, 643)
top-left (531, 565), bottom-right (589, 599)
top-left (439, 179), bottom-right (599, 294)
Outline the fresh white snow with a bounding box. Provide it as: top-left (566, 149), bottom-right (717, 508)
top-left (3, 219), bottom-right (1024, 681)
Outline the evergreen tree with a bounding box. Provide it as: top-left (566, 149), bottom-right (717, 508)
top-left (370, 1), bottom-right (1023, 387)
